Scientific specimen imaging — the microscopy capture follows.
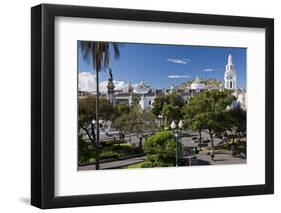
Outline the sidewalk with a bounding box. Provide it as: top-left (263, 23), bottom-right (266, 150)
top-left (78, 155), bottom-right (146, 170)
top-left (195, 150), bottom-right (246, 166)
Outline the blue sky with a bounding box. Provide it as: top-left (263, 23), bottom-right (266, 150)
top-left (78, 42), bottom-right (246, 89)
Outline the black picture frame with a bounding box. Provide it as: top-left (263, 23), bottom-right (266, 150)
top-left (31, 3), bottom-right (274, 209)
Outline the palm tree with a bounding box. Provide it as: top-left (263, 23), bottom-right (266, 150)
top-left (79, 41), bottom-right (120, 170)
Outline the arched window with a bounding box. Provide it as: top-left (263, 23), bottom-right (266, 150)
top-left (230, 81), bottom-right (233, 88)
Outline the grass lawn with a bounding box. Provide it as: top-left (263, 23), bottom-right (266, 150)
top-left (125, 161), bottom-right (148, 169)
top-left (79, 138), bottom-right (142, 164)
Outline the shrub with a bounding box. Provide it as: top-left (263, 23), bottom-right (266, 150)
top-left (143, 131), bottom-right (182, 167)
top-left (79, 137), bottom-right (96, 164)
top-left (140, 161), bottom-right (154, 168)
top-left (99, 150), bottom-right (120, 159)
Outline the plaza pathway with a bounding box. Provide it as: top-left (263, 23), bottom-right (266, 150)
top-left (78, 155), bottom-right (146, 171)
top-left (195, 150), bottom-right (246, 165)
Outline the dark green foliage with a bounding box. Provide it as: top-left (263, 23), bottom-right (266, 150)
top-left (151, 94), bottom-right (166, 116)
top-left (162, 104), bottom-right (181, 124)
top-left (79, 136), bottom-right (96, 164)
top-left (114, 106), bottom-right (157, 145)
top-left (152, 92), bottom-right (185, 126)
top-left (182, 90), bottom-right (236, 148)
top-left (99, 150), bottom-right (120, 158)
top-left (79, 96), bottom-right (113, 123)
top-left (143, 131), bottom-right (182, 167)
top-left (114, 102), bottom-right (130, 117)
top-left (78, 96), bottom-right (114, 148)
top-left (224, 108), bottom-right (246, 141)
top-left (78, 139), bottom-right (141, 165)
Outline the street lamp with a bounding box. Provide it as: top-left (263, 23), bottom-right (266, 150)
top-left (91, 119), bottom-right (97, 145)
top-left (178, 120), bottom-right (184, 130)
top-left (171, 121), bottom-right (176, 132)
top-left (99, 119), bottom-right (104, 128)
top-left (171, 120), bottom-right (184, 167)
top-left (158, 114), bottom-right (163, 129)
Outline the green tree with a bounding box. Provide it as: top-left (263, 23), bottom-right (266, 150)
top-left (79, 96), bottom-right (113, 148)
top-left (131, 93), bottom-right (141, 107)
top-left (224, 108), bottom-right (246, 143)
top-left (167, 92), bottom-right (185, 108)
top-left (152, 92), bottom-right (184, 126)
top-left (114, 106), bottom-right (157, 147)
top-left (183, 90), bottom-right (236, 149)
top-left (182, 94), bottom-right (209, 150)
top-left (162, 104), bottom-right (181, 125)
top-left (114, 102), bottom-right (130, 117)
top-left (151, 94), bottom-right (167, 116)
top-left (79, 41), bottom-right (120, 169)
top-left (201, 91), bottom-right (235, 148)
top-left (143, 131), bottom-right (182, 167)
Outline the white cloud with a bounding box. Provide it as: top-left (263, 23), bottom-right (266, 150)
top-left (78, 72), bottom-right (96, 92)
top-left (203, 68), bottom-right (218, 72)
top-left (182, 58), bottom-right (192, 62)
top-left (166, 58), bottom-right (191, 64)
top-left (167, 75), bottom-right (189, 79)
top-left (113, 80), bottom-right (129, 90)
top-left (79, 72), bottom-right (131, 92)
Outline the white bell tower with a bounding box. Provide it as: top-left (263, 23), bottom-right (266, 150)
top-left (224, 54), bottom-right (237, 89)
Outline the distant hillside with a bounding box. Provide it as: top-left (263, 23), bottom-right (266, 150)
top-left (175, 78), bottom-right (223, 89)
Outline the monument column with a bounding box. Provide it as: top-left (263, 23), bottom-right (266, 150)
top-left (107, 68), bottom-right (115, 105)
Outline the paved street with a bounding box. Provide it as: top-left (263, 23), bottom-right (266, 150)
top-left (193, 150), bottom-right (246, 166)
top-left (180, 131), bottom-right (246, 166)
top-left (180, 131), bottom-right (224, 148)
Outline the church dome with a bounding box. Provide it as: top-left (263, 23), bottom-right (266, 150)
top-left (191, 77), bottom-right (205, 90)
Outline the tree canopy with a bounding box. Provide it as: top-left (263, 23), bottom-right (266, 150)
top-left (182, 90), bottom-right (236, 148)
top-left (143, 131), bottom-right (182, 167)
top-left (152, 92), bottom-right (185, 126)
top-left (79, 96), bottom-right (113, 147)
top-left (224, 108), bottom-right (246, 142)
top-left (114, 106), bottom-right (157, 146)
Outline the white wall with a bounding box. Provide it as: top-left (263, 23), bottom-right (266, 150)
top-left (0, 0), bottom-right (279, 212)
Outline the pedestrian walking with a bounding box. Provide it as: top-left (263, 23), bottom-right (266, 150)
top-left (211, 148), bottom-right (215, 161)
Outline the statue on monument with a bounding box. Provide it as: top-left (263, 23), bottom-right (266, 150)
top-left (108, 68), bottom-right (113, 80)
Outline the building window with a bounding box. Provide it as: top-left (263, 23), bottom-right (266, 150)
top-left (148, 100), bottom-right (151, 105)
top-left (230, 81), bottom-right (232, 88)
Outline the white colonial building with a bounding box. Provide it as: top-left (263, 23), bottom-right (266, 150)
top-left (114, 81), bottom-right (157, 110)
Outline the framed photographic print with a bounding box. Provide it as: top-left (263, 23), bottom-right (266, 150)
top-left (31, 4), bottom-right (274, 209)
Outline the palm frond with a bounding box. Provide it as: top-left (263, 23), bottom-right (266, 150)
top-left (79, 41), bottom-right (120, 73)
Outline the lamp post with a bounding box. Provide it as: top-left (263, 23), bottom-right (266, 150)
top-left (158, 114), bottom-right (163, 129)
top-left (99, 119), bottom-right (104, 129)
top-left (91, 119), bottom-right (99, 169)
top-left (171, 120), bottom-right (184, 167)
top-left (91, 119), bottom-right (96, 141)
top-left (178, 120), bottom-right (184, 132)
